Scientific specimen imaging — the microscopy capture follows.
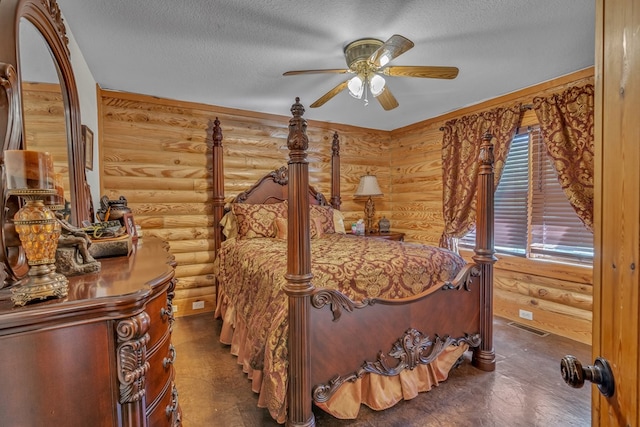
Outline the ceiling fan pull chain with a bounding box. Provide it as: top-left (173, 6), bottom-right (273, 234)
top-left (364, 78), bottom-right (369, 106)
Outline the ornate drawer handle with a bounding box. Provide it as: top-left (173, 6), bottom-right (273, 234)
top-left (165, 383), bottom-right (181, 424)
top-left (160, 299), bottom-right (176, 328)
top-left (163, 344), bottom-right (176, 369)
top-left (160, 306), bottom-right (172, 320)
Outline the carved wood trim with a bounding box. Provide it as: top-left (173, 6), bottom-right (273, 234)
top-left (284, 97), bottom-right (315, 426)
top-left (116, 312), bottom-right (151, 404)
top-left (330, 132), bottom-right (341, 210)
top-left (441, 263), bottom-right (481, 291)
top-left (0, 62), bottom-right (23, 287)
top-left (312, 329), bottom-right (481, 404)
top-left (310, 289), bottom-right (373, 321)
top-left (234, 166), bottom-right (289, 203)
top-left (38, 0), bottom-right (69, 53)
top-left (472, 132), bottom-right (497, 372)
top-left (311, 264), bottom-right (479, 322)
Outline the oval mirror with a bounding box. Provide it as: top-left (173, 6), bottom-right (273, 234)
top-left (0, 0), bottom-right (92, 287)
top-left (19, 18), bottom-right (72, 216)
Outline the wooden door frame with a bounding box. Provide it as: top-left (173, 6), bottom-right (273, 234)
top-left (593, 0), bottom-right (640, 425)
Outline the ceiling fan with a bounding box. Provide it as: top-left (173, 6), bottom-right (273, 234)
top-left (283, 34), bottom-right (459, 111)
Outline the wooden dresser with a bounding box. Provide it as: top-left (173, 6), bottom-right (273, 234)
top-left (0, 237), bottom-right (181, 426)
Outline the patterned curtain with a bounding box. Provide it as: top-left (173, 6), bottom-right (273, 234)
top-left (533, 84), bottom-right (594, 232)
top-left (440, 104), bottom-right (522, 251)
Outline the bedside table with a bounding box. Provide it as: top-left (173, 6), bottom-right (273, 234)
top-left (359, 231), bottom-right (405, 241)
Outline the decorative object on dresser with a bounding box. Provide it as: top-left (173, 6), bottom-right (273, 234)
top-left (353, 173), bottom-right (383, 233)
top-left (54, 211), bottom-right (101, 276)
top-left (97, 195), bottom-right (133, 225)
top-left (3, 150), bottom-right (69, 306)
top-left (123, 212), bottom-right (139, 242)
top-left (0, 237), bottom-right (181, 426)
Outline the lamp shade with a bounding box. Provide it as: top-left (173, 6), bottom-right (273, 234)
top-left (348, 75), bottom-right (364, 99)
top-left (369, 74), bottom-right (386, 97)
top-left (354, 174), bottom-right (383, 197)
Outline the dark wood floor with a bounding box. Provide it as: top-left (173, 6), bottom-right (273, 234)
top-left (172, 313), bottom-right (591, 426)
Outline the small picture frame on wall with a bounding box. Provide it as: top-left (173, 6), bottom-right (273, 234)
top-left (82, 125), bottom-right (94, 170)
top-left (123, 212), bottom-right (138, 243)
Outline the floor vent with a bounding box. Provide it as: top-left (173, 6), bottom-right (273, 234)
top-left (507, 321), bottom-right (550, 337)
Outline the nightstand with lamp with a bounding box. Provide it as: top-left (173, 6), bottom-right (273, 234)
top-left (353, 174), bottom-right (405, 241)
top-left (353, 173), bottom-right (383, 234)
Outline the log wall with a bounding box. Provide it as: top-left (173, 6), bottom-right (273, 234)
top-left (88, 68), bottom-right (592, 342)
top-left (97, 92), bottom-right (389, 317)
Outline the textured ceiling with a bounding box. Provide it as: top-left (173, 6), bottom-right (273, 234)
top-left (54, 0), bottom-right (595, 131)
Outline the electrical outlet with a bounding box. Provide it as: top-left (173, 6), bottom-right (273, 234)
top-left (173, 305), bottom-right (178, 313)
top-left (192, 301), bottom-right (205, 310)
top-left (519, 309), bottom-right (533, 321)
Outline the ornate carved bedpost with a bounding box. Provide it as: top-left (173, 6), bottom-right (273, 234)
top-left (472, 132), bottom-right (497, 371)
top-left (284, 98), bottom-right (315, 427)
top-left (330, 132), bottom-right (341, 210)
top-left (210, 118), bottom-right (224, 298)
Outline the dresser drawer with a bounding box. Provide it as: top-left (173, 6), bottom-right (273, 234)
top-left (146, 332), bottom-right (175, 407)
top-left (146, 288), bottom-right (172, 348)
top-left (147, 381), bottom-right (180, 427)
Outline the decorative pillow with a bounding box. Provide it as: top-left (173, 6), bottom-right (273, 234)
top-left (274, 217), bottom-right (323, 240)
top-left (312, 217), bottom-right (324, 238)
top-left (332, 209), bottom-right (346, 234)
top-left (310, 205), bottom-right (335, 234)
top-left (232, 202), bottom-right (287, 239)
top-left (219, 211), bottom-right (238, 239)
top-left (275, 217), bottom-right (288, 240)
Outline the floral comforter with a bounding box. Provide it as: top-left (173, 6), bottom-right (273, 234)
top-left (214, 233), bottom-right (465, 420)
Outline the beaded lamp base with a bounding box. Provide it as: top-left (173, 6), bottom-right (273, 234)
top-left (11, 264), bottom-right (69, 306)
top-left (8, 189), bottom-right (69, 306)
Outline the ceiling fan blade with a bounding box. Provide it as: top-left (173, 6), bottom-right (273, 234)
top-left (375, 87), bottom-right (399, 111)
top-left (369, 34), bottom-right (414, 68)
top-left (283, 69), bottom-right (350, 76)
top-left (310, 80), bottom-right (349, 108)
top-left (382, 66), bottom-right (459, 79)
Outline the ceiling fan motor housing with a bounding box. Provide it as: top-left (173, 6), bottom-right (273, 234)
top-left (344, 38), bottom-right (383, 70)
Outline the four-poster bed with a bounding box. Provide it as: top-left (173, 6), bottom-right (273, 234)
top-left (210, 98), bottom-right (496, 426)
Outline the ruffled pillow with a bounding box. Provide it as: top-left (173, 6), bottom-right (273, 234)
top-left (332, 209), bottom-right (346, 234)
top-left (219, 211), bottom-right (238, 239)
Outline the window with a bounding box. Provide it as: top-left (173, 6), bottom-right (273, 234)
top-left (461, 127), bottom-right (593, 264)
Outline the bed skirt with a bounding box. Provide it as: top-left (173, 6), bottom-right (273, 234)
top-left (215, 291), bottom-right (468, 423)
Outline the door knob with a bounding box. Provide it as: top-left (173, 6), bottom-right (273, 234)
top-left (560, 355), bottom-right (615, 397)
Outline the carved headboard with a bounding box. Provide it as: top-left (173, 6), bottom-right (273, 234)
top-left (233, 166), bottom-right (330, 206)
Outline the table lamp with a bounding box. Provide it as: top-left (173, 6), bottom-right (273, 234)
top-left (4, 150), bottom-right (69, 306)
top-left (354, 173), bottom-right (383, 234)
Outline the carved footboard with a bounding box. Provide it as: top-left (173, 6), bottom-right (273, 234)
top-left (309, 263), bottom-right (482, 406)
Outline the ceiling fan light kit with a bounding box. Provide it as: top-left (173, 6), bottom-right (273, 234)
top-left (284, 34), bottom-right (459, 111)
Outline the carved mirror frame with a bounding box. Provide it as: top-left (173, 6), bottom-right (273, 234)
top-left (0, 0), bottom-right (91, 286)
